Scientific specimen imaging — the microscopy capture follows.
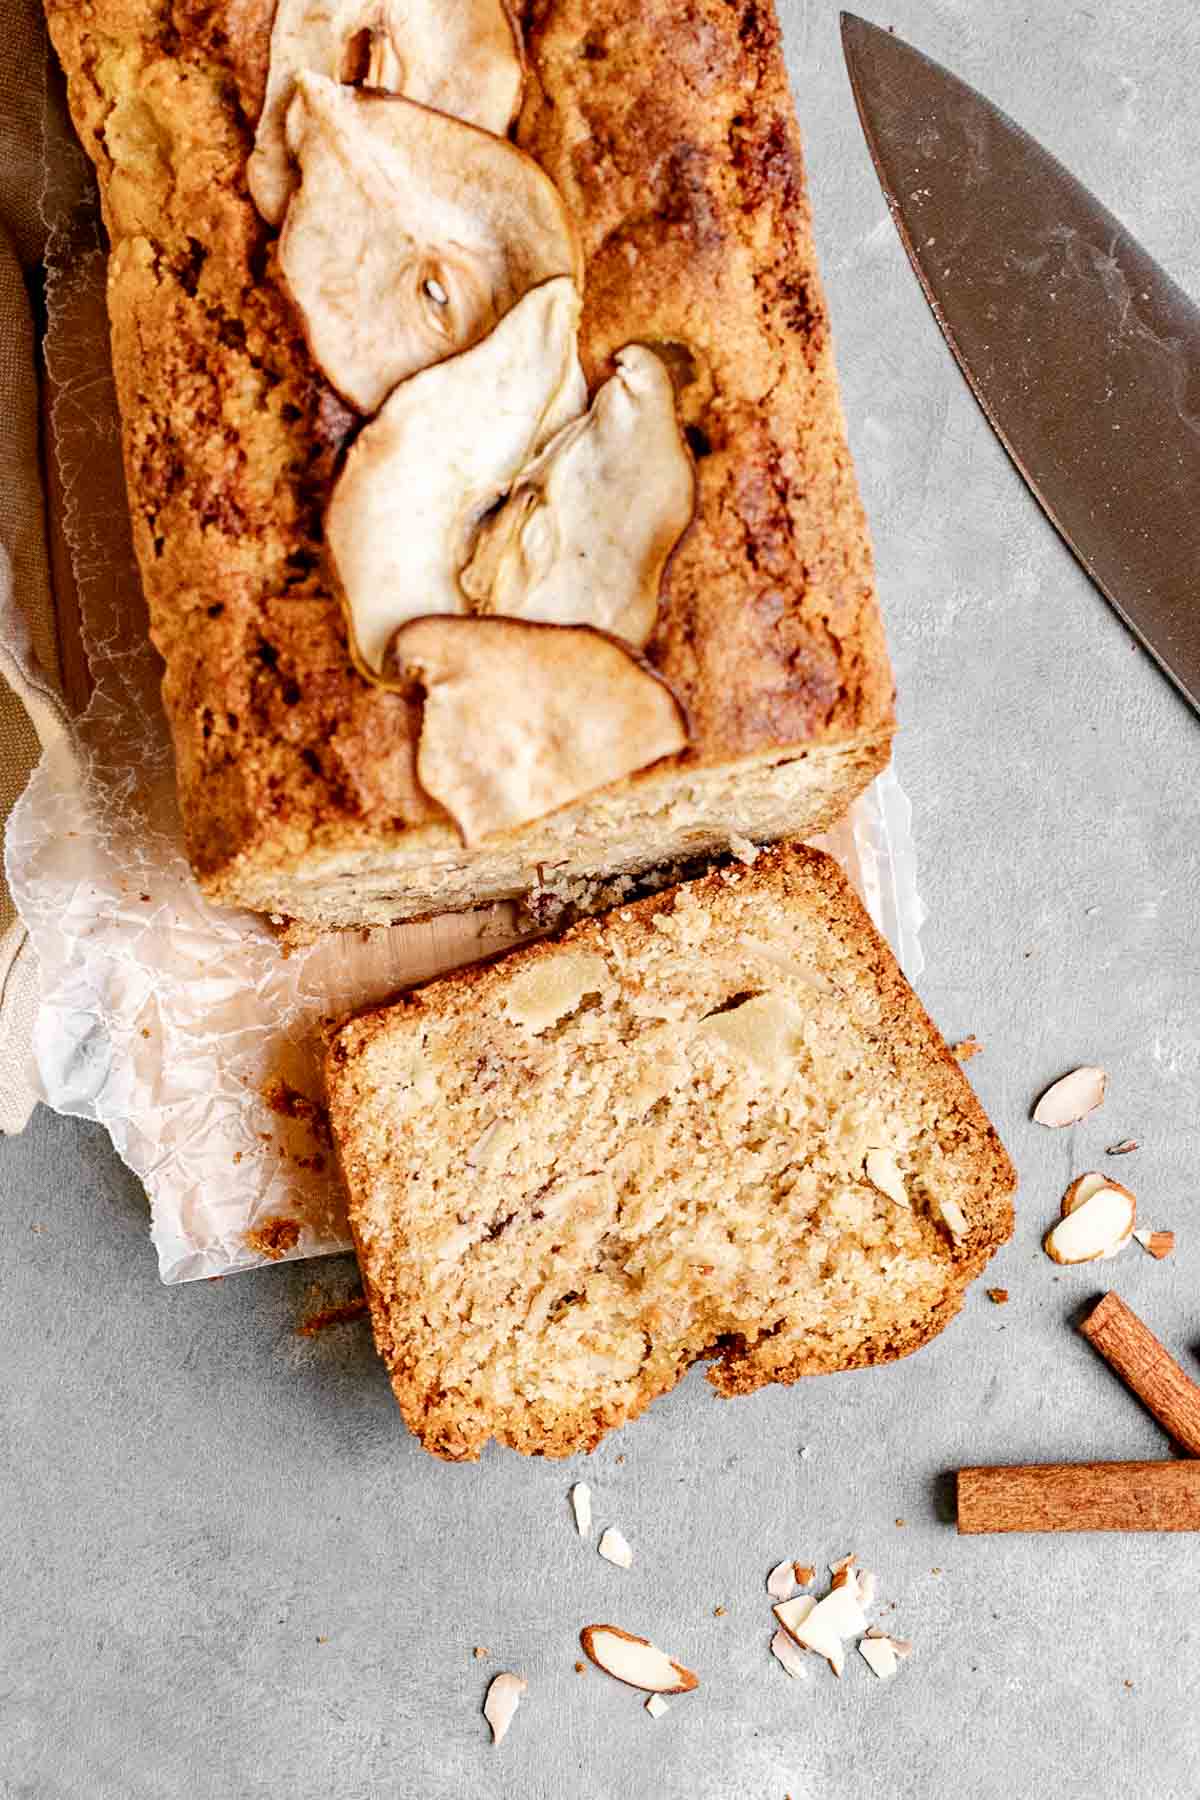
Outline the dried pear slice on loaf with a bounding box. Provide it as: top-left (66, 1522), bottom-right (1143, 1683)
top-left (326, 845), bottom-right (1016, 1460)
top-left (280, 73), bottom-right (581, 412)
top-left (249, 0), bottom-right (524, 224)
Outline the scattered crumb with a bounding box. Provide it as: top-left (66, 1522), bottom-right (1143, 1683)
top-left (987, 1288), bottom-right (1009, 1305)
top-left (645, 1693), bottom-right (670, 1719)
top-left (574, 1661), bottom-right (586, 1675)
top-left (139, 893), bottom-right (151, 902)
top-left (474, 1647), bottom-right (490, 1660)
top-left (713, 1606), bottom-right (727, 1617)
top-left (615, 1455), bottom-right (626, 1465)
top-left (316, 1635), bottom-right (328, 1645)
top-left (951, 1037), bottom-right (983, 1061)
top-left (29, 1224), bottom-right (46, 1235)
top-left (261, 1075), bottom-right (333, 1145)
top-left (243, 1217), bottom-right (301, 1260)
top-left (140, 1028), bottom-right (151, 1040)
top-left (1106, 1139), bottom-right (1139, 1156)
top-left (233, 1151), bottom-right (243, 1165)
top-left (799, 1445), bottom-right (812, 1461)
top-left (894, 1519), bottom-right (905, 1529)
top-left (1124, 1679), bottom-right (1134, 1691)
top-left (931, 1568), bottom-right (942, 1576)
top-left (728, 833), bottom-right (760, 865)
top-left (297, 1296), bottom-right (369, 1336)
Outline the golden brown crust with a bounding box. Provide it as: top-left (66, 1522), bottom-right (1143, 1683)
top-left (327, 845), bottom-right (1017, 1460)
top-left (43, 0), bottom-right (894, 919)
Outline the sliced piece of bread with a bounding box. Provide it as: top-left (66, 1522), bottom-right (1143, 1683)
top-left (325, 845), bottom-right (1016, 1460)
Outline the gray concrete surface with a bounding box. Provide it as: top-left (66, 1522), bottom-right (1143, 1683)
top-left (3, 2), bottom-right (1199, 1795)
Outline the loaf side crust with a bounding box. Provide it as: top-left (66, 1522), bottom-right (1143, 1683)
top-left (44, 0), bottom-right (895, 919)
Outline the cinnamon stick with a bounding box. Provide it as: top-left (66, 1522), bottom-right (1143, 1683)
top-left (1078, 1292), bottom-right (1200, 1457)
top-left (957, 1461), bottom-right (1200, 1534)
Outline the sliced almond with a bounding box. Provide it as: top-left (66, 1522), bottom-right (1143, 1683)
top-left (1106, 1138), bottom-right (1139, 1156)
top-left (1133, 1228), bottom-right (1175, 1260)
top-left (248, 0), bottom-right (525, 224)
top-left (858, 1636), bottom-right (899, 1680)
top-left (864, 1149), bottom-right (909, 1209)
top-left (1061, 1170), bottom-right (1114, 1215)
top-left (1044, 1184), bottom-right (1136, 1265)
top-left (793, 1563), bottom-right (816, 1587)
top-left (769, 1628), bottom-right (811, 1680)
top-left (829, 1554), bottom-right (857, 1578)
top-left (461, 346), bottom-right (695, 649)
top-left (570, 1482), bottom-right (592, 1538)
top-left (774, 1580), bottom-right (868, 1679)
top-left (580, 1626), bottom-right (698, 1694)
top-left (766, 1560), bottom-right (798, 1601)
top-left (856, 1568), bottom-right (877, 1612)
top-left (389, 616), bottom-right (688, 844)
top-left (280, 75), bottom-right (580, 412)
top-left (1033, 1066), bottom-right (1107, 1128)
top-left (327, 278), bottom-right (584, 677)
top-left (644, 1694), bottom-right (670, 1719)
top-left (483, 1671), bottom-right (527, 1744)
top-left (598, 1527), bottom-right (633, 1570)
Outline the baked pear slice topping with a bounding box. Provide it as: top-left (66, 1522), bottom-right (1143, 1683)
top-left (460, 346), bottom-right (696, 648)
top-left (385, 616), bottom-right (689, 843)
top-left (327, 277), bottom-right (585, 677)
top-left (279, 73), bottom-right (580, 412)
top-left (248, 0), bottom-right (524, 226)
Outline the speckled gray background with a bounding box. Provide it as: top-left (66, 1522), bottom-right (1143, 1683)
top-left (3, 3), bottom-right (1199, 1796)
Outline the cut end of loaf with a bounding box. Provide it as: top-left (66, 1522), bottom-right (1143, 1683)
top-left (203, 734), bottom-right (891, 927)
top-left (326, 844), bottom-right (1016, 1459)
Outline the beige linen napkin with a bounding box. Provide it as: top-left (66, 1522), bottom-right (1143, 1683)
top-left (0, 0), bottom-right (72, 1134)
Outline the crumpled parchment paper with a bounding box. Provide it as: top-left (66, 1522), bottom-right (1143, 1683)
top-left (6, 105), bottom-right (925, 1284)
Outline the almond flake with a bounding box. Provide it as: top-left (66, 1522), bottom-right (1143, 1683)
top-left (793, 1563), bottom-right (816, 1586)
top-left (570, 1482), bottom-right (592, 1538)
top-left (1133, 1228), bottom-right (1175, 1260)
top-left (987, 1288), bottom-right (1009, 1304)
top-left (645, 1694), bottom-right (670, 1719)
top-left (859, 1637), bottom-right (899, 1680)
top-left (1061, 1170), bottom-right (1114, 1215)
top-left (580, 1625), bottom-right (698, 1694)
top-left (830, 1553), bottom-right (857, 1577)
top-left (1106, 1138), bottom-right (1139, 1156)
top-left (774, 1582), bottom-right (866, 1679)
top-left (1033, 1066), bottom-right (1107, 1128)
top-left (770, 1628), bottom-right (811, 1680)
top-left (767, 1560), bottom-right (798, 1601)
top-left (856, 1569), bottom-right (877, 1612)
top-left (1045, 1183), bottom-right (1136, 1265)
top-left (864, 1148), bottom-right (909, 1208)
top-left (598, 1527), bottom-right (633, 1569)
top-left (483, 1672), bottom-right (527, 1745)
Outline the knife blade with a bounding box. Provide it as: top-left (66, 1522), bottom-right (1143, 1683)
top-left (841, 13), bottom-right (1200, 717)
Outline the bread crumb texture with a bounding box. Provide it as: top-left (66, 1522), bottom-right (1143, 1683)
top-left (326, 847), bottom-right (1016, 1459)
top-left (44, 0), bottom-right (894, 925)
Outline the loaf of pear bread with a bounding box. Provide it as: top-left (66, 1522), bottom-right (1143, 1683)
top-left (44, 0), bottom-right (895, 928)
top-left (325, 845), bottom-right (1016, 1460)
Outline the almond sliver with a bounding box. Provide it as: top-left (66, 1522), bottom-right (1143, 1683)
top-left (1044, 1185), bottom-right (1135, 1264)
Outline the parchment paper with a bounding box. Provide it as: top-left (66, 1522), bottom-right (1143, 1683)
top-left (6, 110), bottom-right (925, 1284)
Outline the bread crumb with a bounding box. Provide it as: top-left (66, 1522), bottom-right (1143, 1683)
top-left (574, 1661), bottom-right (586, 1674)
top-left (713, 1605), bottom-right (727, 1617)
top-left (894, 1518), bottom-right (905, 1528)
top-left (987, 1288), bottom-right (1009, 1305)
top-left (474, 1647), bottom-right (490, 1660)
top-left (243, 1216), bottom-right (301, 1259)
top-left (297, 1296), bottom-right (369, 1336)
top-left (951, 1037), bottom-right (983, 1061)
top-left (728, 833), bottom-right (760, 865)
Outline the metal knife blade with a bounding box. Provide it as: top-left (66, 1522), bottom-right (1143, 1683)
top-left (841, 13), bottom-right (1200, 717)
